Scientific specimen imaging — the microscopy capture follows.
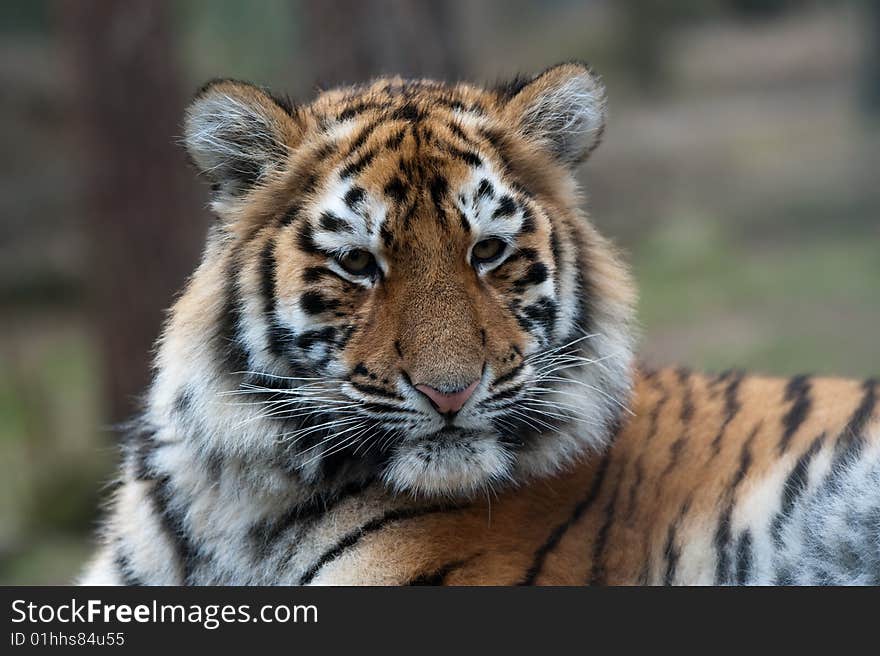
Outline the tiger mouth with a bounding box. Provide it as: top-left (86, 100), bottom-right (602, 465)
top-left (425, 426), bottom-right (485, 442)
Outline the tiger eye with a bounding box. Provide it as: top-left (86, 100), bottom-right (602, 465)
top-left (337, 249), bottom-right (376, 276)
top-left (472, 238), bottom-right (505, 264)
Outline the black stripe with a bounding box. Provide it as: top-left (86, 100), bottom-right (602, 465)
top-left (586, 474), bottom-right (622, 585)
top-left (478, 384), bottom-right (522, 407)
top-left (380, 223), bottom-right (396, 249)
top-left (173, 388), bottom-right (193, 415)
top-left (401, 199), bottom-right (418, 228)
top-left (302, 265), bottom-right (351, 286)
top-left (779, 374), bottom-right (812, 453)
top-left (299, 290), bottom-right (340, 316)
top-left (731, 421), bottom-right (759, 488)
top-left (296, 326), bottom-right (337, 350)
top-left (623, 456), bottom-right (644, 522)
top-left (492, 194), bottom-right (517, 220)
top-left (217, 262), bottom-right (251, 374)
top-left (710, 371), bottom-right (744, 456)
top-left (429, 175), bottom-right (449, 226)
top-left (319, 211), bottom-right (351, 233)
top-left (390, 101), bottom-right (424, 122)
top-left (513, 262), bottom-right (549, 289)
top-left (654, 370), bottom-right (694, 485)
top-left (129, 427), bottom-right (158, 482)
top-left (259, 238), bottom-right (290, 358)
top-left (456, 207), bottom-right (471, 233)
top-left (569, 219), bottom-right (593, 334)
top-left (826, 377), bottom-right (878, 477)
top-left (713, 504), bottom-right (734, 585)
top-left (350, 381), bottom-right (403, 401)
top-left (341, 148), bottom-right (377, 178)
top-left (383, 177), bottom-right (407, 204)
top-left (713, 423), bottom-right (759, 584)
top-left (361, 401), bottom-right (417, 415)
top-left (337, 101), bottom-right (386, 121)
top-left (446, 121), bottom-right (476, 146)
top-left (518, 451), bottom-right (612, 585)
top-left (658, 435), bottom-right (687, 483)
top-left (298, 504), bottom-right (456, 584)
top-left (113, 548), bottom-right (143, 586)
top-left (342, 119), bottom-right (382, 159)
top-left (677, 367), bottom-right (694, 425)
top-left (148, 475), bottom-right (197, 584)
top-left (623, 377), bottom-right (668, 520)
top-left (250, 478), bottom-right (376, 556)
top-left (476, 178), bottom-right (494, 200)
top-left (521, 297), bottom-right (558, 336)
top-left (548, 214), bottom-right (561, 283)
top-left (662, 498), bottom-right (691, 586)
top-left (644, 378), bottom-right (669, 444)
top-left (443, 142), bottom-right (482, 168)
top-left (344, 186), bottom-right (366, 211)
top-left (297, 222), bottom-right (321, 255)
top-left (491, 362), bottom-right (525, 388)
top-left (841, 378), bottom-right (878, 444)
top-left (735, 530), bottom-right (753, 585)
top-left (384, 128), bottom-right (407, 150)
top-left (478, 127), bottom-right (516, 178)
top-left (770, 432), bottom-right (825, 545)
top-left (279, 203), bottom-right (301, 227)
top-left (502, 247), bottom-right (539, 268)
top-left (519, 205), bottom-right (536, 234)
top-left (406, 558), bottom-right (472, 586)
top-left (662, 527), bottom-right (680, 586)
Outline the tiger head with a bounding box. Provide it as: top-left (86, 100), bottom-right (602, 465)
top-left (151, 63), bottom-right (636, 498)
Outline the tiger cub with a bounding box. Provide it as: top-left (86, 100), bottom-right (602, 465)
top-left (81, 64), bottom-right (879, 585)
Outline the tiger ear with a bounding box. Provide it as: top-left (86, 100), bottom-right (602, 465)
top-left (502, 62), bottom-right (606, 166)
top-left (183, 79), bottom-right (301, 203)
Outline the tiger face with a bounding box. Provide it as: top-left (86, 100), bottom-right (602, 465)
top-left (162, 63), bottom-right (636, 498)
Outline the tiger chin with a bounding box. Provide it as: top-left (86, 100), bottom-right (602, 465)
top-left (81, 64), bottom-right (879, 586)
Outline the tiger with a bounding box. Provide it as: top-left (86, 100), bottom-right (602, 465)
top-left (80, 63), bottom-right (880, 586)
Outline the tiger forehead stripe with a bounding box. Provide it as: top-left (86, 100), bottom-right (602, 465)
top-left (291, 101), bottom-right (526, 241)
top-left (311, 181), bottom-right (388, 247)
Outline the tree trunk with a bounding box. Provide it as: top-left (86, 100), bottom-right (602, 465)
top-left (58, 0), bottom-right (208, 424)
top-left (299, 0), bottom-right (465, 90)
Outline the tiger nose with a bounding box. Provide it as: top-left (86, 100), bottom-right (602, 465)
top-left (414, 381), bottom-right (479, 415)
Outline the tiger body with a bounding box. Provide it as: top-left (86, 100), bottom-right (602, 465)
top-left (83, 369), bottom-right (880, 585)
top-left (81, 65), bottom-right (879, 586)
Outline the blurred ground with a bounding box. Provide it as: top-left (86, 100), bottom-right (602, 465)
top-left (1, 1), bottom-right (878, 583)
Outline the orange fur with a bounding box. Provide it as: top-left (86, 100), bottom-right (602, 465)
top-left (313, 369), bottom-right (879, 585)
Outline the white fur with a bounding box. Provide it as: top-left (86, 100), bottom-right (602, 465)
top-left (519, 73), bottom-right (606, 164)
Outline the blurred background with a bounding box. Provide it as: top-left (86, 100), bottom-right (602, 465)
top-left (1, 0), bottom-right (878, 584)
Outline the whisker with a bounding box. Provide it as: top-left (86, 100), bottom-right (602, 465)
top-left (519, 400), bottom-right (602, 426)
top-left (507, 408), bottom-right (556, 433)
top-left (230, 402), bottom-right (364, 429)
top-left (231, 370), bottom-right (345, 383)
top-left (523, 332), bottom-right (599, 364)
top-left (277, 416), bottom-right (365, 444)
top-left (296, 424), bottom-right (371, 466)
top-left (290, 420), bottom-right (370, 453)
top-left (534, 375), bottom-right (633, 414)
top-left (531, 353), bottom-right (615, 377)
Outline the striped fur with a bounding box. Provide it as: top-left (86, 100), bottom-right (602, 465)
top-left (81, 65), bottom-right (879, 585)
